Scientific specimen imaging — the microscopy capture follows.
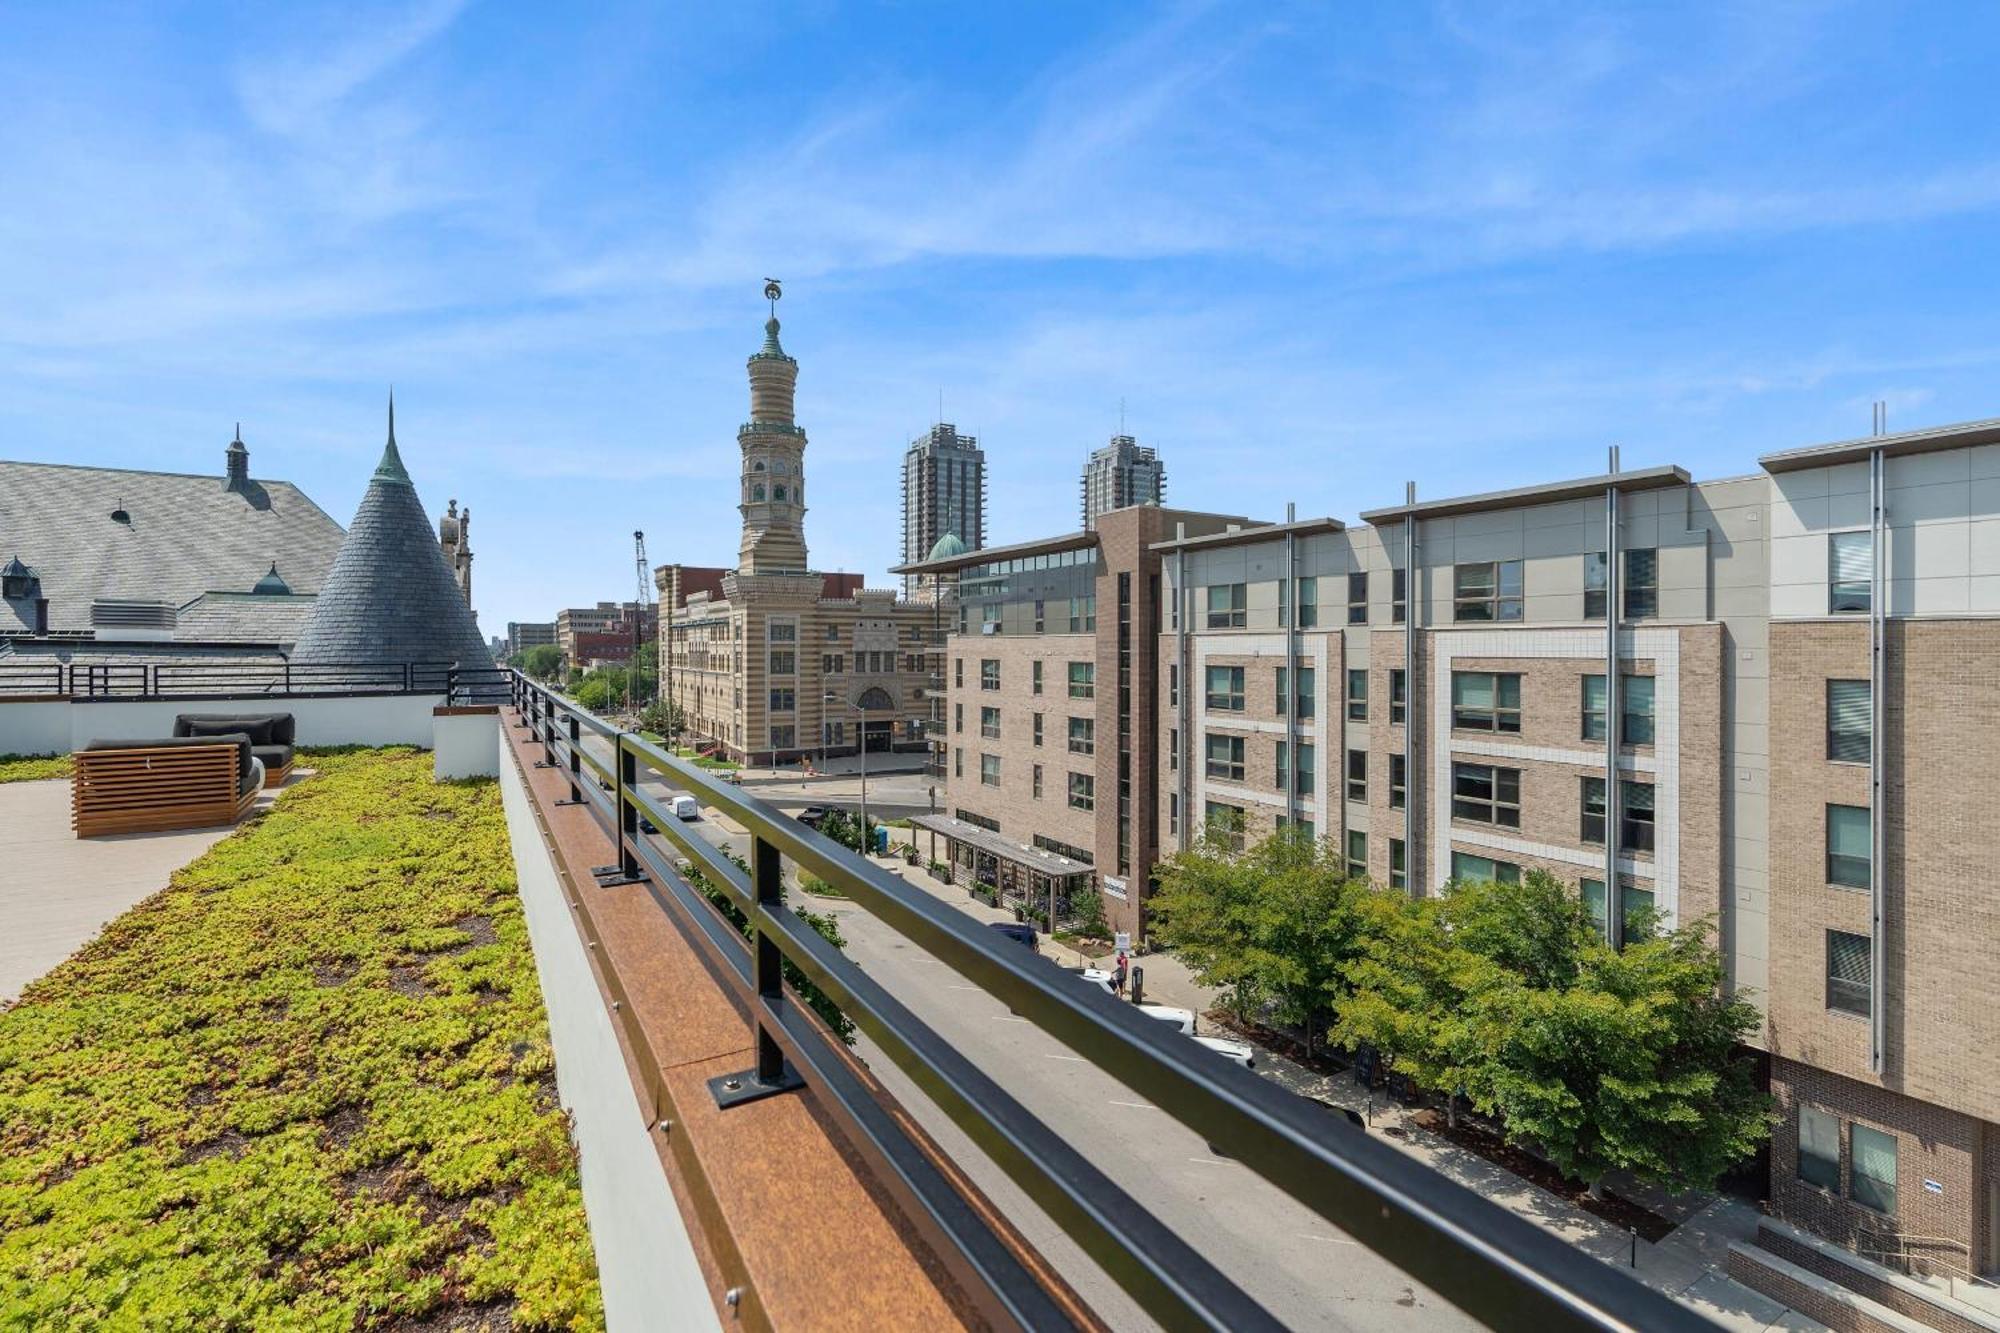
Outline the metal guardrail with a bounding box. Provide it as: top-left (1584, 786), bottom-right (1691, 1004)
top-left (0, 659), bottom-right (509, 703)
top-left (510, 669), bottom-right (1718, 1333)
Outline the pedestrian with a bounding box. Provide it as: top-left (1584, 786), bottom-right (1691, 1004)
top-left (1112, 951), bottom-right (1128, 999)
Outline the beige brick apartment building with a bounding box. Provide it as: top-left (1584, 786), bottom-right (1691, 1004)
top-left (914, 415), bottom-right (2000, 1278)
top-left (655, 309), bottom-right (942, 767)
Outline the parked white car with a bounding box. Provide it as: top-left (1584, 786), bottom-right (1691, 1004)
top-left (1192, 1034), bottom-right (1256, 1069)
top-left (1074, 967), bottom-right (1117, 996)
top-left (1137, 1004), bottom-right (1197, 1036)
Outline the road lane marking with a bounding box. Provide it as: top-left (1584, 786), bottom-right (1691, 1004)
top-left (1187, 1156), bottom-right (1232, 1166)
top-left (947, 984), bottom-right (983, 991)
top-left (1109, 1099), bottom-right (1151, 1109)
top-left (1042, 1053), bottom-right (1086, 1063)
top-left (990, 1015), bottom-right (1031, 1024)
top-left (1297, 1233), bottom-right (1359, 1246)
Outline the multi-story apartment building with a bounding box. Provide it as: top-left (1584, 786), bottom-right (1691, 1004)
top-left (896, 504), bottom-right (1248, 938)
top-left (555, 600), bottom-right (657, 669)
top-left (1150, 417), bottom-right (2000, 1279)
top-left (901, 423), bottom-right (986, 597)
top-left (657, 306), bottom-right (941, 767)
top-left (505, 621), bottom-right (556, 656)
top-left (1081, 434), bottom-right (1166, 530)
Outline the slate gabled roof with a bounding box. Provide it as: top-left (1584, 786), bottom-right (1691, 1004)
top-left (0, 456), bottom-right (346, 637)
top-left (290, 405), bottom-right (494, 673)
top-left (173, 591), bottom-right (319, 643)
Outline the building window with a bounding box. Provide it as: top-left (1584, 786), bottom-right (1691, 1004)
top-left (1798, 1105), bottom-right (1841, 1191)
top-left (1033, 599), bottom-right (1045, 633)
top-left (1067, 596), bottom-right (1096, 632)
top-left (1204, 801), bottom-right (1244, 851)
top-left (768, 650), bottom-right (796, 674)
top-left (1827, 929), bottom-right (1871, 1016)
top-left (1206, 665), bottom-right (1244, 711)
top-left (1827, 804), bottom-right (1870, 888)
top-left (1298, 576), bottom-right (1319, 628)
top-left (1168, 728), bottom-right (1178, 770)
top-left (1206, 733), bottom-right (1245, 781)
top-left (1168, 663), bottom-right (1178, 706)
top-left (768, 622), bottom-right (795, 643)
top-left (980, 659), bottom-right (1000, 690)
top-left (1069, 662), bottom-right (1096, 699)
top-left (954, 702), bottom-right (963, 734)
top-left (1168, 791), bottom-right (1179, 835)
top-left (1032, 660), bottom-right (1044, 695)
top-left (770, 724), bottom-right (795, 748)
top-left (1068, 716), bottom-right (1095, 755)
top-left (1451, 763), bottom-right (1521, 828)
top-left (1206, 583), bottom-right (1247, 628)
top-left (981, 604), bottom-right (1001, 634)
top-left (955, 808), bottom-right (999, 833)
top-left (1392, 567), bottom-right (1406, 624)
top-left (1389, 668), bottom-right (1406, 724)
top-left (1850, 1124), bottom-right (1897, 1215)
top-left (1277, 815), bottom-right (1315, 842)
top-left (954, 748), bottom-right (962, 778)
top-left (1828, 680), bottom-right (1869, 763)
top-left (955, 658), bottom-right (963, 688)
top-left (1032, 763), bottom-right (1044, 799)
top-left (1453, 560), bottom-right (1523, 622)
top-left (1345, 748), bottom-right (1365, 802)
top-left (1450, 850), bottom-right (1520, 884)
top-left (1585, 548), bottom-right (1659, 619)
top-left (823, 720), bottom-right (845, 745)
top-left (1346, 571), bottom-right (1367, 625)
top-left (1068, 772), bottom-right (1096, 811)
top-left (1450, 671), bottom-right (1521, 733)
top-left (1581, 778), bottom-right (1655, 853)
top-left (980, 706), bottom-right (1001, 740)
top-left (1389, 753), bottom-right (1406, 809)
top-left (980, 753), bottom-right (1001, 787)
top-left (1032, 712), bottom-right (1044, 747)
top-left (770, 687), bottom-right (796, 711)
top-left (1830, 531), bottom-right (1873, 614)
top-left (1277, 666), bottom-right (1316, 718)
top-left (1278, 741), bottom-right (1314, 795)
top-left (1389, 838), bottom-right (1406, 889)
top-left (824, 625), bottom-right (841, 642)
top-left (1582, 673), bottom-right (1655, 745)
top-left (822, 653), bottom-right (843, 673)
top-left (1346, 669), bottom-right (1368, 721)
top-left (1346, 829), bottom-right (1367, 878)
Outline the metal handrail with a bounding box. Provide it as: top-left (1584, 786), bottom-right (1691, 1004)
top-left (1856, 1232), bottom-right (1996, 1288)
top-left (0, 658), bottom-right (511, 701)
top-left (511, 669), bottom-right (1718, 1333)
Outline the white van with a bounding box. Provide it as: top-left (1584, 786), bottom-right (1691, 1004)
top-left (1137, 1004), bottom-right (1197, 1036)
top-left (671, 795), bottom-right (700, 821)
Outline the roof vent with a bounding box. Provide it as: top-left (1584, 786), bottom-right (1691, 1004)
top-left (1, 555), bottom-right (36, 600)
top-left (90, 599), bottom-right (176, 641)
top-left (251, 561), bottom-right (292, 596)
top-left (110, 499), bottom-right (130, 525)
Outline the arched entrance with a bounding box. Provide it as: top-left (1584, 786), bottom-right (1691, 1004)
top-left (856, 686), bottom-right (894, 753)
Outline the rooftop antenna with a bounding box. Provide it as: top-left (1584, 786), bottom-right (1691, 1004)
top-left (763, 277), bottom-right (782, 317)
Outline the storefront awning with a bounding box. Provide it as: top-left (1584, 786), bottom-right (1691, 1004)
top-left (910, 814), bottom-right (1093, 877)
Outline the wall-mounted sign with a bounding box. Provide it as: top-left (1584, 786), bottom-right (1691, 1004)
top-left (1103, 876), bottom-right (1129, 902)
top-left (1114, 931), bottom-right (1131, 953)
top-left (1923, 1179), bottom-right (1944, 1194)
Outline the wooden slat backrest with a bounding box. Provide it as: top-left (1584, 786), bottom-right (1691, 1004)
top-left (71, 743), bottom-right (247, 837)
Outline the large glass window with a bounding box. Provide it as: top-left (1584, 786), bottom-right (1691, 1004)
top-left (1067, 596), bottom-right (1096, 632)
top-left (1346, 669), bottom-right (1368, 721)
top-left (1204, 801), bottom-right (1245, 851)
top-left (1828, 680), bottom-right (1870, 763)
top-left (1068, 772), bottom-right (1095, 811)
top-left (1297, 576), bottom-right (1319, 628)
top-left (1451, 851), bottom-right (1520, 884)
top-left (1206, 665), bottom-right (1244, 711)
top-left (1389, 838), bottom-right (1406, 889)
top-left (1032, 712), bottom-right (1043, 747)
top-left (769, 687), bottom-right (795, 711)
top-left (1451, 671), bottom-right (1521, 733)
top-left (1032, 763), bottom-right (1043, 799)
top-left (1392, 567), bottom-right (1406, 624)
top-left (1068, 662), bottom-right (1096, 699)
top-left (1346, 830), bottom-right (1367, 878)
top-left (980, 706), bottom-right (1000, 740)
top-left (1451, 763), bottom-right (1521, 827)
top-left (1206, 583), bottom-right (1247, 628)
top-left (1582, 673), bottom-right (1655, 745)
top-left (1205, 733), bottom-right (1245, 780)
top-left (1582, 878), bottom-right (1658, 942)
top-left (769, 650), bottom-right (796, 674)
top-left (980, 659), bottom-right (1000, 690)
top-left (1827, 929), bottom-right (1871, 1016)
top-left (1345, 748), bottom-right (1365, 802)
top-left (980, 753), bottom-right (1000, 787)
top-left (1830, 531), bottom-right (1873, 614)
top-left (1278, 666), bottom-right (1316, 718)
top-left (1067, 716), bottom-right (1095, 755)
top-left (1388, 752), bottom-right (1407, 809)
top-left (1827, 804), bottom-right (1870, 888)
top-left (1346, 571), bottom-right (1367, 624)
top-left (1390, 668), bottom-right (1406, 724)
top-left (1582, 778), bottom-right (1656, 852)
top-left (1590, 548), bottom-right (1660, 619)
top-left (1798, 1106), bottom-right (1841, 1191)
top-left (1850, 1124), bottom-right (1897, 1215)
top-left (1453, 560), bottom-right (1523, 622)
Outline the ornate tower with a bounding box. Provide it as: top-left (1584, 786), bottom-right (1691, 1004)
top-left (737, 289), bottom-right (810, 574)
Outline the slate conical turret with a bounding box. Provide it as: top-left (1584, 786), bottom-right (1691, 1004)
top-left (290, 396), bottom-right (494, 681)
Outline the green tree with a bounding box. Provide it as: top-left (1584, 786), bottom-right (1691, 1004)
top-left (516, 644), bottom-right (562, 679)
top-left (1337, 890), bottom-right (1488, 1123)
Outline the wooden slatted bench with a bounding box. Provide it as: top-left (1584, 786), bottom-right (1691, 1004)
top-left (71, 740), bottom-right (259, 838)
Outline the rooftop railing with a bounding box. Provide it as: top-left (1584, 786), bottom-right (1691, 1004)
top-left (0, 658), bottom-right (510, 703)
top-left (509, 669), bottom-right (1717, 1332)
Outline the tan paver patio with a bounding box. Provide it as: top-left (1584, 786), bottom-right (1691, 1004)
top-left (0, 775), bottom-right (293, 1004)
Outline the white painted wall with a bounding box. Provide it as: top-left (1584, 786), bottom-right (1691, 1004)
top-left (433, 710), bottom-right (499, 780)
top-left (0, 701), bottom-right (69, 756)
top-left (0, 694), bottom-right (447, 755)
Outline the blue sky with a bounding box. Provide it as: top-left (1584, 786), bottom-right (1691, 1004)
top-left (4, 2), bottom-right (1998, 634)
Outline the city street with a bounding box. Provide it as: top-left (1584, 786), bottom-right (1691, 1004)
top-left (595, 746), bottom-right (1471, 1332)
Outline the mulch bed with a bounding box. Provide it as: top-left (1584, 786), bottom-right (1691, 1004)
top-left (1204, 1009), bottom-right (1678, 1242)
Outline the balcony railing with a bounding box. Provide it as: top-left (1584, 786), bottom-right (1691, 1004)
top-left (0, 658), bottom-right (509, 703)
top-left (508, 669), bottom-right (1714, 1332)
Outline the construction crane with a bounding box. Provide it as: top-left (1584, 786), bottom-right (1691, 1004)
top-left (630, 530), bottom-right (653, 716)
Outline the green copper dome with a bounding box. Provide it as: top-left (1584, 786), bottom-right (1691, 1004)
top-left (251, 561), bottom-right (292, 595)
top-left (927, 531), bottom-right (968, 560)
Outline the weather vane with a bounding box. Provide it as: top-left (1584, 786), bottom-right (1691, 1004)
top-left (763, 277), bottom-right (782, 316)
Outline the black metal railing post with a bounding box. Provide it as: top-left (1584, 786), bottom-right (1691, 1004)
top-left (587, 733), bottom-right (648, 887)
top-left (709, 833), bottom-right (803, 1108)
top-left (566, 714), bottom-right (583, 803)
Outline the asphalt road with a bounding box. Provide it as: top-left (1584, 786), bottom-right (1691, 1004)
top-left (571, 736), bottom-right (1473, 1330)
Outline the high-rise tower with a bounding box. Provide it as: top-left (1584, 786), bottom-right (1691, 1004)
top-left (900, 422), bottom-right (985, 596)
top-left (1080, 434), bottom-right (1166, 530)
top-left (737, 302), bottom-right (810, 574)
